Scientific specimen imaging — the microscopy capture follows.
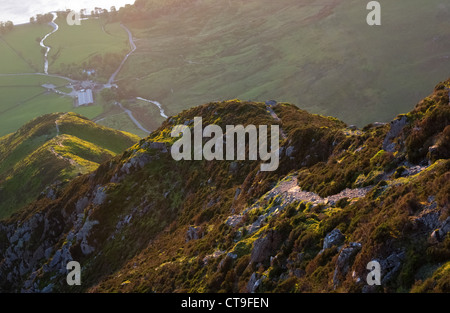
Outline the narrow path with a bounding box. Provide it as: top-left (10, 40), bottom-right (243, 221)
top-left (115, 102), bottom-right (151, 134)
top-left (39, 13), bottom-right (59, 75)
top-left (49, 113), bottom-right (78, 167)
top-left (136, 97), bottom-right (168, 119)
top-left (264, 175), bottom-right (372, 207)
top-left (227, 174), bottom-right (372, 233)
top-left (266, 103), bottom-right (287, 139)
top-left (108, 24), bottom-right (136, 85)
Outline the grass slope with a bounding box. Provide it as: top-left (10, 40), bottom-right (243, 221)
top-left (117, 0), bottom-right (450, 127)
top-left (0, 112), bottom-right (139, 218)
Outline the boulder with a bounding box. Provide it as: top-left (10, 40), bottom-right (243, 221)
top-left (286, 146), bottom-right (295, 157)
top-left (380, 251), bottom-right (406, 284)
top-left (333, 242), bottom-right (362, 287)
top-left (186, 226), bottom-right (203, 242)
top-left (383, 115), bottom-right (408, 152)
top-left (225, 215), bottom-right (243, 228)
top-left (247, 272), bottom-right (261, 293)
top-left (250, 230), bottom-right (282, 264)
top-left (323, 229), bottom-right (345, 250)
top-left (147, 142), bottom-right (168, 153)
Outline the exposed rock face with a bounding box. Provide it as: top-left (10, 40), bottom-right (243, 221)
top-left (144, 142), bottom-right (168, 153)
top-left (186, 226), bottom-right (203, 242)
top-left (286, 146), bottom-right (295, 157)
top-left (383, 115), bottom-right (408, 152)
top-left (265, 100), bottom-right (278, 107)
top-left (250, 230), bottom-right (282, 264)
top-left (225, 215), bottom-right (243, 228)
top-left (92, 186), bottom-right (107, 206)
top-left (432, 217), bottom-right (450, 242)
top-left (333, 242), bottom-right (362, 288)
top-left (323, 229), bottom-right (345, 250)
top-left (247, 272), bottom-right (261, 293)
top-left (379, 251), bottom-right (406, 284)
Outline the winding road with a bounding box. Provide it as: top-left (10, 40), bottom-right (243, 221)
top-left (108, 24), bottom-right (137, 85)
top-left (108, 24), bottom-right (169, 132)
top-left (115, 102), bottom-right (151, 134)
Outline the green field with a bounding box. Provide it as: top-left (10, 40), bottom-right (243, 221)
top-left (46, 17), bottom-right (129, 76)
top-left (0, 16), bottom-right (131, 137)
top-left (0, 75), bottom-right (102, 136)
top-left (0, 22), bottom-right (50, 73)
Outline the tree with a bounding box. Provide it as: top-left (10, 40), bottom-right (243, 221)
top-left (0, 21), bottom-right (14, 35)
top-left (5, 21), bottom-right (13, 32)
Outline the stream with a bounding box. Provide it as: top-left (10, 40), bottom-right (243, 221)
top-left (136, 97), bottom-right (168, 119)
top-left (39, 12), bottom-right (59, 75)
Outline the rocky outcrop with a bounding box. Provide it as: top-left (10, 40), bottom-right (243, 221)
top-left (383, 115), bottom-right (408, 152)
top-left (333, 242), bottom-right (362, 288)
top-left (431, 217), bottom-right (450, 243)
top-left (322, 229), bottom-right (345, 251)
top-left (380, 251), bottom-right (406, 284)
top-left (250, 230), bottom-right (282, 264)
top-left (247, 272), bottom-right (261, 293)
top-left (186, 226), bottom-right (203, 242)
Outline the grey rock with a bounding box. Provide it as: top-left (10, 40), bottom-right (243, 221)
top-left (92, 186), bottom-right (107, 206)
top-left (250, 230), bottom-right (282, 264)
top-left (229, 162), bottom-right (239, 173)
top-left (286, 146), bottom-right (295, 157)
top-left (147, 142), bottom-right (168, 153)
top-left (234, 188), bottom-right (241, 200)
top-left (186, 226), bottom-right (203, 242)
top-left (225, 215), bottom-right (243, 228)
top-left (75, 197), bottom-right (89, 213)
top-left (438, 217), bottom-right (450, 239)
top-left (383, 115), bottom-right (408, 152)
top-left (49, 250), bottom-right (62, 268)
top-left (291, 268), bottom-right (305, 278)
top-left (247, 272), bottom-right (261, 293)
top-left (380, 251), bottom-right (406, 284)
top-left (44, 247), bottom-right (53, 259)
top-left (333, 242), bottom-right (362, 287)
top-left (41, 283), bottom-right (54, 293)
top-left (323, 229), bottom-right (345, 250)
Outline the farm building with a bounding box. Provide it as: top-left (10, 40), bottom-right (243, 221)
top-left (77, 89), bottom-right (94, 106)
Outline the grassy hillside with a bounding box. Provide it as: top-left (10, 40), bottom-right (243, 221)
top-left (46, 16), bottom-right (129, 81)
top-left (0, 79), bottom-right (448, 293)
top-left (0, 112), bottom-right (139, 218)
top-left (116, 0), bottom-right (450, 128)
top-left (2, 0), bottom-right (450, 139)
top-left (0, 22), bottom-right (50, 73)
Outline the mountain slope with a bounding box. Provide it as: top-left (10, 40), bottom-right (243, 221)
top-left (113, 0), bottom-right (450, 128)
top-left (0, 112), bottom-right (139, 218)
top-left (0, 80), bottom-right (448, 293)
